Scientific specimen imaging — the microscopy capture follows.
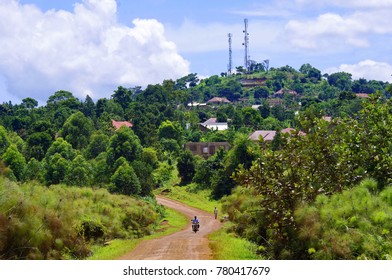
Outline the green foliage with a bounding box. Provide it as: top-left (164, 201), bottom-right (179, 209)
top-left (153, 161), bottom-right (175, 188)
top-left (64, 155), bottom-right (92, 187)
top-left (110, 161), bottom-right (141, 195)
top-left (84, 131), bottom-right (109, 160)
top-left (1, 144), bottom-right (26, 181)
top-left (0, 176), bottom-right (160, 259)
top-left (294, 181), bottom-right (392, 260)
top-left (45, 153), bottom-right (70, 185)
top-left (45, 137), bottom-right (76, 161)
top-left (60, 111), bottom-right (94, 150)
top-left (0, 125), bottom-right (10, 156)
top-left (107, 126), bottom-right (142, 169)
top-left (209, 222), bottom-right (262, 260)
top-left (158, 120), bottom-right (183, 142)
top-left (176, 150), bottom-right (196, 185)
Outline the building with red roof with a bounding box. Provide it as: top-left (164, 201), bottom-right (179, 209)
top-left (111, 120), bottom-right (133, 130)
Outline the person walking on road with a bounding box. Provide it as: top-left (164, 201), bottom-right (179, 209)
top-left (214, 207), bottom-right (218, 220)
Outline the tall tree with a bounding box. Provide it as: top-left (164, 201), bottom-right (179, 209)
top-left (60, 111), bottom-right (94, 150)
top-left (107, 126), bottom-right (142, 169)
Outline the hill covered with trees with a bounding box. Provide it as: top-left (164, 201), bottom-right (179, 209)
top-left (1, 63), bottom-right (392, 259)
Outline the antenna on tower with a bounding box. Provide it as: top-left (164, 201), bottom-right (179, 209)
top-left (228, 33), bottom-right (232, 75)
top-left (243, 18), bottom-right (250, 72)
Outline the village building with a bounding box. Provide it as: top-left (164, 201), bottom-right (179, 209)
top-left (111, 120), bottom-right (133, 130)
top-left (199, 118), bottom-right (228, 131)
top-left (184, 142), bottom-right (230, 158)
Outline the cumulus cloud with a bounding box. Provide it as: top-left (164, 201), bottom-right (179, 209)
top-left (284, 10), bottom-right (392, 50)
top-left (294, 0), bottom-right (392, 9)
top-left (0, 0), bottom-right (189, 104)
top-left (325, 60), bottom-right (392, 82)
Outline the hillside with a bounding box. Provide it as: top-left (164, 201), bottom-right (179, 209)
top-left (1, 64), bottom-right (392, 259)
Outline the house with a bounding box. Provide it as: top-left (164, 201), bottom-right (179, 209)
top-left (239, 78), bottom-right (266, 88)
top-left (271, 89), bottom-right (298, 98)
top-left (249, 128), bottom-right (306, 142)
top-left (248, 130), bottom-right (276, 142)
top-left (199, 118), bottom-right (228, 131)
top-left (356, 93), bottom-right (370, 98)
top-left (267, 98), bottom-right (284, 107)
top-left (187, 102), bottom-right (207, 108)
top-left (206, 97), bottom-right (231, 104)
top-left (184, 142), bottom-right (230, 158)
top-left (111, 120), bottom-right (133, 130)
top-left (281, 127), bottom-right (306, 136)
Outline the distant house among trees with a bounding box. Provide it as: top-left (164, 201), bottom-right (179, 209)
top-left (199, 118), bottom-right (228, 131)
top-left (248, 130), bottom-right (276, 142)
top-left (267, 98), bottom-right (284, 107)
top-left (271, 89), bottom-right (298, 98)
top-left (239, 78), bottom-right (266, 88)
top-left (184, 142), bottom-right (230, 158)
top-left (111, 120), bottom-right (133, 130)
top-left (206, 97), bottom-right (231, 104)
top-left (249, 128), bottom-right (306, 142)
top-left (356, 93), bottom-right (370, 98)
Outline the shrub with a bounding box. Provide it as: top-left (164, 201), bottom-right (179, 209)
top-left (0, 176), bottom-right (160, 259)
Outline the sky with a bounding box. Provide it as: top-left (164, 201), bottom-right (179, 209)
top-left (1, 0), bottom-right (392, 105)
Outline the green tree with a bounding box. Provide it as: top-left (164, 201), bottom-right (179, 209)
top-left (64, 155), bottom-right (92, 187)
top-left (241, 107), bottom-right (262, 129)
top-left (45, 153), bottom-right (70, 185)
top-left (158, 120), bottom-right (183, 142)
top-left (327, 72), bottom-right (352, 91)
top-left (1, 144), bottom-right (26, 181)
top-left (45, 138), bottom-right (76, 161)
top-left (84, 132), bottom-right (109, 160)
top-left (0, 125), bottom-right (10, 156)
top-left (107, 126), bottom-right (142, 169)
top-left (26, 131), bottom-right (53, 161)
top-left (112, 86), bottom-right (132, 110)
top-left (177, 150), bottom-right (196, 185)
top-left (25, 158), bottom-right (45, 183)
top-left (21, 97), bottom-right (38, 109)
top-left (60, 111), bottom-right (94, 150)
top-left (110, 161), bottom-right (141, 195)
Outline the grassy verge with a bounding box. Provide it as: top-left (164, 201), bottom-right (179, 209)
top-left (88, 207), bottom-right (188, 260)
top-left (154, 183), bottom-right (222, 214)
top-left (208, 222), bottom-right (263, 260)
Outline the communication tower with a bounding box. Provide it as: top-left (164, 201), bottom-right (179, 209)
top-left (243, 18), bottom-right (250, 71)
top-left (227, 33), bottom-right (232, 75)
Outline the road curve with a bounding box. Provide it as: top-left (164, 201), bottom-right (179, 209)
top-left (118, 195), bottom-right (222, 260)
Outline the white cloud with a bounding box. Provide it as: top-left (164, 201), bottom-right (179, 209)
top-left (284, 10), bottom-right (392, 50)
top-left (325, 60), bottom-right (392, 82)
top-left (0, 0), bottom-right (189, 103)
top-left (294, 0), bottom-right (392, 9)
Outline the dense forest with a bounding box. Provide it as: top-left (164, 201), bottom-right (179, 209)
top-left (1, 63), bottom-right (392, 259)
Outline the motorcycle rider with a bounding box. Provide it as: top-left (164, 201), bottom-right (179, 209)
top-left (191, 216), bottom-right (200, 230)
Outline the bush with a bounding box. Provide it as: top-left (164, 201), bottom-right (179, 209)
top-left (294, 180), bottom-right (392, 259)
top-left (0, 176), bottom-right (160, 259)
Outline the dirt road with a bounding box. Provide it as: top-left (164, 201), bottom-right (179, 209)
top-left (118, 196), bottom-right (222, 260)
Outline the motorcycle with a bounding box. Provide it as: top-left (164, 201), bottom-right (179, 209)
top-left (192, 222), bottom-right (199, 233)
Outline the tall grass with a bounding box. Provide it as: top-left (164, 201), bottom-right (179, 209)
top-left (0, 176), bottom-right (161, 260)
top-left (209, 222), bottom-right (263, 260)
top-left (295, 179), bottom-right (392, 259)
top-left (88, 207), bottom-right (188, 259)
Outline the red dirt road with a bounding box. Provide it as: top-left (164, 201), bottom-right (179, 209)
top-left (118, 196), bottom-right (222, 260)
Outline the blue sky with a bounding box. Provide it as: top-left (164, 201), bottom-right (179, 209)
top-left (1, 0), bottom-right (392, 104)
